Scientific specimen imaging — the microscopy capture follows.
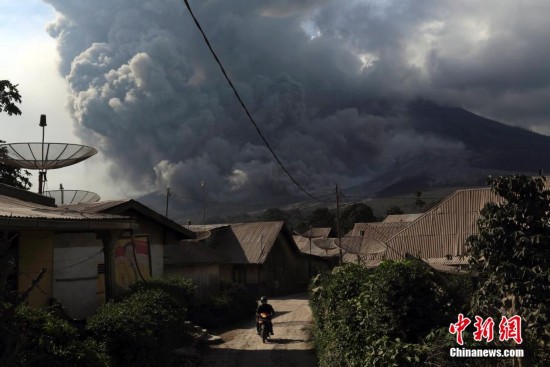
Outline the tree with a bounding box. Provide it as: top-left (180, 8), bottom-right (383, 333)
top-left (414, 190), bottom-right (425, 212)
top-left (386, 205), bottom-right (404, 215)
top-left (0, 81), bottom-right (33, 363)
top-left (0, 80), bottom-right (22, 116)
top-left (260, 208), bottom-right (290, 222)
top-left (308, 207), bottom-right (335, 229)
top-left (467, 175), bottom-right (550, 364)
top-left (0, 80), bottom-right (31, 189)
top-left (340, 203), bottom-right (376, 234)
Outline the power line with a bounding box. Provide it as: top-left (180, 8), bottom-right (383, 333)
top-left (181, 0), bottom-right (323, 202)
top-left (169, 190), bottom-right (333, 210)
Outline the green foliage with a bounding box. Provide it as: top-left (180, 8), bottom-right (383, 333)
top-left (10, 306), bottom-right (108, 367)
top-left (86, 289), bottom-right (190, 367)
top-left (308, 207), bottom-right (335, 229)
top-left (340, 203), bottom-right (377, 233)
top-left (0, 144), bottom-right (33, 189)
top-left (0, 79), bottom-right (32, 189)
top-left (0, 80), bottom-right (22, 116)
top-left (467, 174), bottom-right (550, 363)
top-left (309, 261), bottom-right (468, 367)
top-left (386, 205), bottom-right (404, 215)
top-left (356, 260), bottom-right (452, 342)
top-left (189, 282), bottom-right (256, 327)
top-left (414, 190), bottom-right (425, 212)
top-left (129, 275), bottom-right (196, 308)
top-left (260, 207), bottom-right (290, 222)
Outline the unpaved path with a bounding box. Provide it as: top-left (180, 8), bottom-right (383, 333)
top-left (200, 294), bottom-right (318, 367)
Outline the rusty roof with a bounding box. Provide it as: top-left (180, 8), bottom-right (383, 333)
top-left (205, 221), bottom-right (295, 264)
top-left (346, 222), bottom-right (411, 242)
top-left (60, 200), bottom-right (127, 213)
top-left (62, 199), bottom-right (195, 238)
top-left (0, 193), bottom-right (134, 230)
top-left (381, 188), bottom-right (503, 259)
top-left (383, 213), bottom-right (422, 223)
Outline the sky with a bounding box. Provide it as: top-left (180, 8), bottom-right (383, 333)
top-left (2, 0), bottom-right (550, 209)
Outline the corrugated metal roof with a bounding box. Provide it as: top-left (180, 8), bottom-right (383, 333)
top-left (207, 222), bottom-right (287, 264)
top-left (381, 188), bottom-right (503, 259)
top-left (60, 200), bottom-right (127, 213)
top-left (165, 240), bottom-right (229, 265)
top-left (0, 194), bottom-right (127, 221)
top-left (383, 213), bottom-right (422, 223)
top-left (63, 200), bottom-right (195, 238)
top-left (188, 224), bottom-right (230, 232)
top-left (346, 222), bottom-right (410, 242)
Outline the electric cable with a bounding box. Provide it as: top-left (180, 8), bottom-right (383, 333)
top-left (182, 0), bottom-right (323, 202)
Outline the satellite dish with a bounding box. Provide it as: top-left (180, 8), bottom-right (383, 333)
top-left (0, 143), bottom-right (97, 169)
top-left (338, 237), bottom-right (387, 255)
top-left (312, 238), bottom-right (338, 250)
top-left (0, 142), bottom-right (98, 194)
top-left (43, 189), bottom-right (100, 205)
top-left (194, 230), bottom-right (212, 241)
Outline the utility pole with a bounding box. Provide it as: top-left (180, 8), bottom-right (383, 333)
top-left (201, 180), bottom-right (206, 225)
top-left (335, 184), bottom-right (343, 265)
top-left (165, 187), bottom-right (171, 218)
top-left (59, 183), bottom-right (64, 205)
top-left (308, 226), bottom-right (312, 277)
top-left (39, 115), bottom-right (47, 194)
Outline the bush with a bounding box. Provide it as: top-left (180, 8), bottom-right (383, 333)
top-left (356, 260), bottom-right (452, 342)
top-left (309, 260), bottom-right (469, 367)
top-left (12, 306), bottom-right (108, 367)
top-left (86, 289), bottom-right (190, 367)
top-left (129, 276), bottom-right (196, 308)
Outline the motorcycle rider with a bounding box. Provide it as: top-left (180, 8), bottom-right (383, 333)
top-left (256, 296), bottom-right (275, 335)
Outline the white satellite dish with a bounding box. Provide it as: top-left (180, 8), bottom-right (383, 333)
top-left (43, 189), bottom-right (100, 205)
top-left (0, 115), bottom-right (98, 194)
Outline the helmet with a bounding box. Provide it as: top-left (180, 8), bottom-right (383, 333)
top-left (260, 296), bottom-right (268, 304)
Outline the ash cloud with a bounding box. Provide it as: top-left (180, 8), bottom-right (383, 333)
top-left (43, 0), bottom-right (550, 204)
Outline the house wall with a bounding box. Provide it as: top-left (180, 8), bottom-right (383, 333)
top-left (164, 264), bottom-right (220, 297)
top-left (18, 230), bottom-right (54, 308)
top-left (262, 233), bottom-right (310, 296)
top-left (219, 264), bottom-right (233, 284)
top-left (53, 233), bottom-right (104, 320)
top-left (120, 209), bottom-right (181, 277)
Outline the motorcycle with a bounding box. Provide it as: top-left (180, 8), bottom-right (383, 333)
top-left (257, 312), bottom-right (272, 343)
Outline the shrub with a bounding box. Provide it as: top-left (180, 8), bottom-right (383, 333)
top-left (309, 260), bottom-right (469, 367)
top-left (356, 259), bottom-right (452, 342)
top-left (86, 289), bottom-right (190, 367)
top-left (12, 306), bottom-right (108, 367)
top-left (129, 276), bottom-right (196, 308)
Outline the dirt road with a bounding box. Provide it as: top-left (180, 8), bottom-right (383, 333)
top-left (200, 294), bottom-right (318, 367)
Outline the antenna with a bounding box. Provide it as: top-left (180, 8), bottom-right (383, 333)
top-left (43, 188), bottom-right (100, 205)
top-left (0, 114), bottom-right (98, 194)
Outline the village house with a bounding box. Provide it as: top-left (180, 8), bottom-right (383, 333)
top-left (0, 184), bottom-right (135, 319)
top-left (188, 221), bottom-right (332, 296)
top-left (164, 239), bottom-right (230, 298)
top-left (0, 184), bottom-right (198, 319)
top-left (341, 220), bottom-right (415, 265)
top-left (60, 199), bottom-right (195, 278)
top-left (343, 188), bottom-right (503, 272)
top-left (378, 188), bottom-right (502, 271)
